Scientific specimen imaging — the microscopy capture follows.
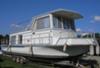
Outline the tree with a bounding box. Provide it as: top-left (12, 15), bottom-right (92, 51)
top-left (4, 34), bottom-right (9, 45)
top-left (0, 35), bottom-right (4, 45)
top-left (0, 34), bottom-right (9, 45)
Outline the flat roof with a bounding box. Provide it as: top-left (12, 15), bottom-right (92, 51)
top-left (33, 9), bottom-right (83, 19)
top-left (50, 9), bottom-right (83, 19)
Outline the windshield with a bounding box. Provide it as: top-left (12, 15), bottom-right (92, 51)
top-left (36, 16), bottom-right (50, 29)
top-left (53, 16), bottom-right (75, 30)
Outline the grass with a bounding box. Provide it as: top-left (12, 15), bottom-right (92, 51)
top-left (0, 55), bottom-right (54, 68)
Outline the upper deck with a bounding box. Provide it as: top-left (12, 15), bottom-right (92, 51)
top-left (25, 9), bottom-right (83, 31)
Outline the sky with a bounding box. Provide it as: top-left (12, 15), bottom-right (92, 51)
top-left (0, 0), bottom-right (100, 34)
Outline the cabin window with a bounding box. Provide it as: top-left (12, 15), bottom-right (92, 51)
top-left (53, 16), bottom-right (62, 28)
top-left (68, 20), bottom-right (75, 30)
top-left (36, 16), bottom-right (50, 29)
top-left (53, 16), bottom-right (75, 30)
top-left (18, 35), bottom-right (23, 44)
top-left (10, 36), bottom-right (16, 45)
top-left (63, 19), bottom-right (68, 29)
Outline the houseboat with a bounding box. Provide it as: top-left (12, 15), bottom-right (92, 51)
top-left (2, 9), bottom-right (96, 61)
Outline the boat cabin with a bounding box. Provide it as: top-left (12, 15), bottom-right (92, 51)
top-left (9, 9), bottom-right (83, 46)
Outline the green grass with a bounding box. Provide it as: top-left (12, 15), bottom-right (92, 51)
top-left (0, 56), bottom-right (54, 68)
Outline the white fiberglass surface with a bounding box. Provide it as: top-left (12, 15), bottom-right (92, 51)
top-left (66, 38), bottom-right (95, 45)
top-left (2, 47), bottom-right (69, 57)
top-left (32, 47), bottom-right (69, 56)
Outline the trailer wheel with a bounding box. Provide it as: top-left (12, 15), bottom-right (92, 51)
top-left (19, 57), bottom-right (26, 64)
top-left (12, 56), bottom-right (26, 64)
top-left (16, 57), bottom-right (20, 63)
top-left (14, 56), bottom-right (26, 64)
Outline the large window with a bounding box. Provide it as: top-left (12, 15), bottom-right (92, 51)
top-left (63, 19), bottom-right (68, 29)
top-left (53, 16), bottom-right (75, 30)
top-left (36, 16), bottom-right (50, 29)
top-left (53, 16), bottom-right (62, 28)
top-left (68, 20), bottom-right (75, 30)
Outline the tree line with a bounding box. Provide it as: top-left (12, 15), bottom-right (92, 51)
top-left (0, 34), bottom-right (9, 45)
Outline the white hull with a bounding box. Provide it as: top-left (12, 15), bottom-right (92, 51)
top-left (2, 45), bottom-right (89, 59)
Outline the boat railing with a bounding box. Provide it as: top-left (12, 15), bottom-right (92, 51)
top-left (76, 31), bottom-right (95, 38)
top-left (55, 31), bottom-right (98, 45)
top-left (75, 31), bottom-right (99, 46)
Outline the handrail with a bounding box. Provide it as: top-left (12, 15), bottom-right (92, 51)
top-left (76, 31), bottom-right (94, 38)
top-left (56, 31), bottom-right (95, 45)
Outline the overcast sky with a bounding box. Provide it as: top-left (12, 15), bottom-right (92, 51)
top-left (0, 0), bottom-right (100, 34)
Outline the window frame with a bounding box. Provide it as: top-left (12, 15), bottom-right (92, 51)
top-left (35, 16), bottom-right (50, 30)
top-left (10, 35), bottom-right (16, 45)
top-left (53, 16), bottom-right (75, 31)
